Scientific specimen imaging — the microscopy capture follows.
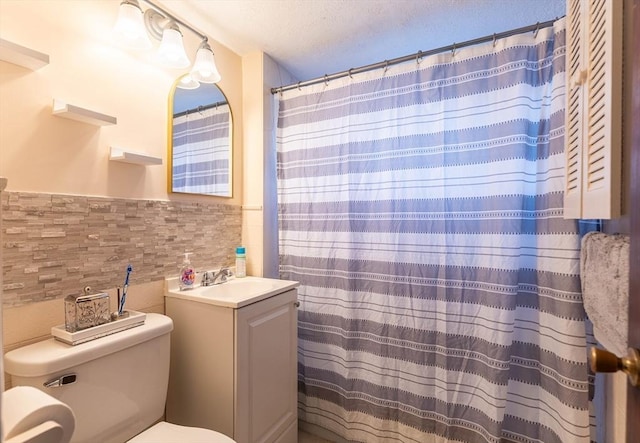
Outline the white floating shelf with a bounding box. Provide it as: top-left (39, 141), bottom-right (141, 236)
top-left (52, 99), bottom-right (117, 126)
top-left (110, 146), bottom-right (162, 166)
top-left (0, 38), bottom-right (49, 70)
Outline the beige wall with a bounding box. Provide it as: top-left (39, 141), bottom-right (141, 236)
top-left (241, 52), bottom-right (265, 276)
top-left (241, 52), bottom-right (297, 278)
top-left (0, 0), bottom-right (245, 383)
top-left (0, 0), bottom-right (243, 203)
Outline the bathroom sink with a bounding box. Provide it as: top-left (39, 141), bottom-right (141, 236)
top-left (165, 275), bottom-right (299, 308)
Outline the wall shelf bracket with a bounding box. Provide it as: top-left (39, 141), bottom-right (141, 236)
top-left (109, 146), bottom-right (162, 166)
top-left (0, 38), bottom-right (49, 70)
top-left (52, 99), bottom-right (117, 126)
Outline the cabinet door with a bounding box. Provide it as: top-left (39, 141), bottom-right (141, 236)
top-left (564, 0), bottom-right (623, 219)
top-left (235, 290), bottom-right (298, 443)
top-left (564, 0), bottom-right (587, 218)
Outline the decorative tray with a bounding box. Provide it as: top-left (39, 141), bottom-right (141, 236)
top-left (51, 310), bottom-right (146, 345)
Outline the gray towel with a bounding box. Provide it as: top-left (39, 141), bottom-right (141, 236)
top-left (580, 232), bottom-right (629, 356)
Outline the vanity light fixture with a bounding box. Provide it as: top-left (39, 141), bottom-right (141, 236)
top-left (156, 21), bottom-right (190, 69)
top-left (177, 74), bottom-right (200, 90)
top-left (112, 0), bottom-right (152, 50)
top-left (112, 0), bottom-right (221, 83)
top-left (190, 39), bottom-right (221, 84)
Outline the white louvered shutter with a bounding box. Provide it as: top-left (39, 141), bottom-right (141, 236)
top-left (564, 0), bottom-right (586, 219)
top-left (564, 0), bottom-right (622, 219)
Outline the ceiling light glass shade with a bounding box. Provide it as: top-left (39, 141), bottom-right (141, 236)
top-left (190, 40), bottom-right (221, 83)
top-left (112, 0), bottom-right (152, 50)
top-left (156, 23), bottom-right (190, 69)
top-left (177, 75), bottom-right (200, 90)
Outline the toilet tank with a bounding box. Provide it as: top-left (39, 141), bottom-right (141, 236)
top-left (4, 313), bottom-right (173, 443)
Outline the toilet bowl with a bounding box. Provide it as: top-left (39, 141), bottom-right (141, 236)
top-left (129, 421), bottom-right (235, 443)
top-left (4, 313), bottom-right (237, 443)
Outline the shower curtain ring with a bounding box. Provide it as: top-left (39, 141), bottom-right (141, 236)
top-left (383, 60), bottom-right (389, 74)
top-left (492, 33), bottom-right (497, 47)
top-left (416, 50), bottom-right (423, 65)
top-left (324, 74), bottom-right (329, 86)
top-left (297, 81), bottom-right (302, 91)
top-left (534, 22), bottom-right (540, 37)
top-left (348, 68), bottom-right (354, 79)
top-left (451, 43), bottom-right (456, 57)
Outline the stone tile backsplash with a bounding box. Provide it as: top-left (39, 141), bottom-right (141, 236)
top-left (1, 192), bottom-right (242, 307)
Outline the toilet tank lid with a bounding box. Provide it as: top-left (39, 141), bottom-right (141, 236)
top-left (4, 313), bottom-right (173, 378)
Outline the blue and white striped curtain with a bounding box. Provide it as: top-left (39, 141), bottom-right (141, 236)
top-left (277, 18), bottom-right (592, 443)
top-left (172, 104), bottom-right (230, 195)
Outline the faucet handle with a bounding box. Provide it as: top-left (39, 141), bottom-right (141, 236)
top-left (201, 271), bottom-right (212, 285)
top-left (219, 268), bottom-right (233, 283)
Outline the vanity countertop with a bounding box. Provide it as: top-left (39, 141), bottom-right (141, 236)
top-left (164, 275), bottom-right (299, 308)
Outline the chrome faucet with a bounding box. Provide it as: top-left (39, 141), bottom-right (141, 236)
top-left (201, 271), bottom-right (213, 286)
top-left (201, 267), bottom-right (233, 286)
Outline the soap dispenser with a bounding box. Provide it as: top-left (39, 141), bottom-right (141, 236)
top-left (179, 253), bottom-right (195, 290)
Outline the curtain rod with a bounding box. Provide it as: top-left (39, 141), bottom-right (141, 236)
top-left (173, 100), bottom-right (228, 118)
top-left (271, 17), bottom-right (559, 95)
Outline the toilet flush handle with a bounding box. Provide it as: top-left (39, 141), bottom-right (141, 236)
top-left (43, 374), bottom-right (77, 388)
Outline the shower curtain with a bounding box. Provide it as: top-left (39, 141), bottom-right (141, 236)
top-left (277, 18), bottom-right (591, 443)
top-left (172, 104), bottom-right (230, 195)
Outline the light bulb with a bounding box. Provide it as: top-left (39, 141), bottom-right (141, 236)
top-left (157, 23), bottom-right (190, 69)
top-left (177, 75), bottom-right (200, 90)
top-left (191, 39), bottom-right (222, 83)
top-left (112, 0), bottom-right (152, 50)
top-left (190, 40), bottom-right (221, 83)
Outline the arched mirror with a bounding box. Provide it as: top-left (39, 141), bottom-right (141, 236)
top-left (168, 76), bottom-right (233, 197)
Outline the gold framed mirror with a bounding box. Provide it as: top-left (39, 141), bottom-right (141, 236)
top-left (168, 76), bottom-right (233, 197)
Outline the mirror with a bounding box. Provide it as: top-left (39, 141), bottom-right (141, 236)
top-left (169, 76), bottom-right (232, 197)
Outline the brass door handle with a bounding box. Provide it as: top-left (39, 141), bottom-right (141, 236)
top-left (590, 347), bottom-right (640, 387)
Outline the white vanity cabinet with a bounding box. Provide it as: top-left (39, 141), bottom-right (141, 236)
top-left (165, 277), bottom-right (299, 443)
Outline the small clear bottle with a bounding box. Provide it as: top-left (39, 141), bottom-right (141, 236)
top-left (235, 247), bottom-right (246, 278)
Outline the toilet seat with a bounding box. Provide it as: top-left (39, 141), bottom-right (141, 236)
top-left (127, 421), bottom-right (236, 443)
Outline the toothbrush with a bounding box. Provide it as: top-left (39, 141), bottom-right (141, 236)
top-left (118, 264), bottom-right (133, 316)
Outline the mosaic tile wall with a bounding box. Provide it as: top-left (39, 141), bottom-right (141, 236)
top-left (1, 192), bottom-right (242, 307)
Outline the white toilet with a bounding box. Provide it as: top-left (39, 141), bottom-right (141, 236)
top-left (4, 313), bottom-right (235, 443)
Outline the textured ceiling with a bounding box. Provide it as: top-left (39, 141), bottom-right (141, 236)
top-left (158, 0), bottom-right (566, 84)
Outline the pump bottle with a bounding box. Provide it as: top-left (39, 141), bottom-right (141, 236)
top-left (235, 247), bottom-right (246, 278)
top-left (179, 252), bottom-right (195, 290)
